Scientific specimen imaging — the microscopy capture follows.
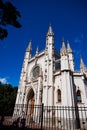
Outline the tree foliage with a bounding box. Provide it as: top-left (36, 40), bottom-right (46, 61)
top-left (0, 82), bottom-right (18, 116)
top-left (0, 0), bottom-right (21, 40)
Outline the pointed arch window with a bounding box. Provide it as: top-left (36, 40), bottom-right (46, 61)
top-left (57, 89), bottom-right (61, 102)
top-left (77, 90), bottom-right (82, 103)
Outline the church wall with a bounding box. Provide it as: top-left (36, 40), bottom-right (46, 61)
top-left (27, 60), bottom-right (35, 82)
top-left (54, 75), bottom-right (61, 106)
top-left (73, 76), bottom-right (87, 107)
top-left (42, 86), bottom-right (47, 105)
top-left (61, 55), bottom-right (69, 71)
top-left (27, 54), bottom-right (45, 81)
top-left (85, 83), bottom-right (87, 98)
top-left (54, 71), bottom-right (74, 107)
top-left (28, 55), bottom-right (47, 106)
top-left (68, 53), bottom-right (74, 71)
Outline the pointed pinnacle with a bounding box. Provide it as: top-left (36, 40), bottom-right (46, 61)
top-left (67, 40), bottom-right (72, 53)
top-left (60, 38), bottom-right (67, 55)
top-left (26, 40), bottom-right (32, 52)
top-left (80, 55), bottom-right (87, 71)
top-left (36, 47), bottom-right (38, 54)
top-left (47, 24), bottom-right (54, 36)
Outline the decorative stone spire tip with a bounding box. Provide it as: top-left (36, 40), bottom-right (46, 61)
top-left (60, 38), bottom-right (67, 55)
top-left (47, 24), bottom-right (54, 36)
top-left (67, 40), bottom-right (72, 53)
top-left (36, 47), bottom-right (38, 54)
top-left (26, 40), bottom-right (32, 52)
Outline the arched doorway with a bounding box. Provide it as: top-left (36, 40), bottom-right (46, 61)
top-left (26, 88), bottom-right (35, 115)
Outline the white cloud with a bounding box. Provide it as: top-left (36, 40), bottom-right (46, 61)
top-left (0, 77), bottom-right (8, 84)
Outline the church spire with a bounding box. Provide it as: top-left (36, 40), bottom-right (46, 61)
top-left (80, 56), bottom-right (87, 73)
top-left (60, 38), bottom-right (70, 71)
top-left (60, 38), bottom-right (67, 55)
top-left (67, 40), bottom-right (74, 71)
top-left (36, 47), bottom-right (38, 55)
top-left (46, 24), bottom-right (54, 36)
top-left (46, 24), bottom-right (54, 48)
top-left (26, 40), bottom-right (32, 59)
top-left (67, 40), bottom-right (72, 53)
top-left (26, 40), bottom-right (32, 52)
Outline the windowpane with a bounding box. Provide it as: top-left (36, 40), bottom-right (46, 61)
top-left (77, 90), bottom-right (81, 103)
top-left (58, 89), bottom-right (61, 102)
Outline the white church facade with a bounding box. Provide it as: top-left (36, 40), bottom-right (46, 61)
top-left (13, 25), bottom-right (87, 123)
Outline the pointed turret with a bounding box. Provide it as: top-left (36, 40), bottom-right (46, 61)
top-left (26, 40), bottom-right (32, 59)
top-left (36, 47), bottom-right (38, 55)
top-left (18, 40), bottom-right (32, 93)
top-left (67, 40), bottom-right (74, 71)
top-left (46, 24), bottom-right (54, 36)
top-left (60, 38), bottom-right (67, 55)
top-left (46, 24), bottom-right (54, 52)
top-left (80, 56), bottom-right (87, 73)
top-left (45, 24), bottom-right (54, 106)
top-left (60, 38), bottom-right (70, 71)
top-left (26, 40), bottom-right (32, 52)
top-left (35, 47), bottom-right (39, 64)
top-left (67, 41), bottom-right (72, 53)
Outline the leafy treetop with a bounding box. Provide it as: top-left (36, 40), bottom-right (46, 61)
top-left (0, 0), bottom-right (21, 40)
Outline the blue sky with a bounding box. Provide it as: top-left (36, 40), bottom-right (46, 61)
top-left (0, 0), bottom-right (87, 86)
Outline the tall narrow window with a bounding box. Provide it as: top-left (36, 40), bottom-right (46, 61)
top-left (77, 90), bottom-right (81, 103)
top-left (57, 89), bottom-right (61, 102)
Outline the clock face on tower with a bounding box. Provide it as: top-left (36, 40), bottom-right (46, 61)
top-left (32, 66), bottom-right (40, 79)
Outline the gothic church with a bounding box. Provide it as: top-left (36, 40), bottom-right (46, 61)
top-left (13, 25), bottom-right (87, 117)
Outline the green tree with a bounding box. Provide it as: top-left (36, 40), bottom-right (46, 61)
top-left (0, 0), bottom-right (21, 40)
top-left (0, 82), bottom-right (18, 116)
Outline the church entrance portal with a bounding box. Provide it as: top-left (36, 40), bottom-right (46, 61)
top-left (27, 88), bottom-right (35, 115)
